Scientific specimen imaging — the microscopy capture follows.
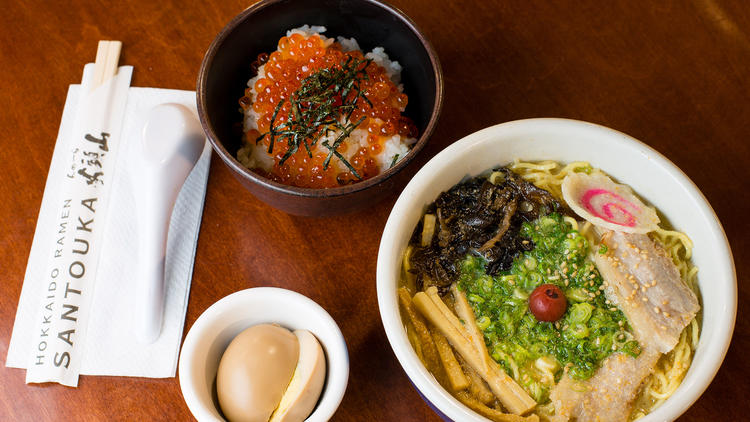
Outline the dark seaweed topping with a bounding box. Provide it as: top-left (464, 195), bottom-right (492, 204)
top-left (409, 168), bottom-right (563, 286)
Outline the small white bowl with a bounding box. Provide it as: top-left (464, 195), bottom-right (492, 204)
top-left (179, 287), bottom-right (349, 422)
top-left (377, 118), bottom-right (737, 422)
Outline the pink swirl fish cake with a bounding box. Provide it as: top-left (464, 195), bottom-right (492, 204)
top-left (561, 172), bottom-right (659, 233)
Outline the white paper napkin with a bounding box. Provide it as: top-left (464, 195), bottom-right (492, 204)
top-left (6, 78), bottom-right (211, 384)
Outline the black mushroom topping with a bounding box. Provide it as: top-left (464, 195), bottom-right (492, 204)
top-left (409, 168), bottom-right (563, 288)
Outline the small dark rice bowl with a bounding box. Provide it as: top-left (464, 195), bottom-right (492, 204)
top-left (197, 0), bottom-right (443, 216)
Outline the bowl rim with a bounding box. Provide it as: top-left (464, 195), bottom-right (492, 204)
top-left (196, 0), bottom-right (444, 198)
top-left (178, 287), bottom-right (350, 422)
top-left (376, 117), bottom-right (738, 422)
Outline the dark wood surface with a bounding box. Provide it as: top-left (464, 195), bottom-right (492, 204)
top-left (1, 0), bottom-right (747, 420)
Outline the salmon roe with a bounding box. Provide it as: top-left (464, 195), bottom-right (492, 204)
top-left (238, 33), bottom-right (417, 189)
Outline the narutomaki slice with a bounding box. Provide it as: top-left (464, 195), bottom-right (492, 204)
top-left (561, 172), bottom-right (659, 233)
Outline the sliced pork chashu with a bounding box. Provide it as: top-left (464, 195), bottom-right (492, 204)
top-left (548, 227), bottom-right (700, 421)
top-left (549, 346), bottom-right (660, 422)
top-left (594, 229), bottom-right (700, 353)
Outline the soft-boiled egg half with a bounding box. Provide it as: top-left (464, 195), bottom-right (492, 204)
top-left (216, 324), bottom-right (327, 422)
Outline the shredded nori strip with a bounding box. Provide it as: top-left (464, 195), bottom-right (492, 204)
top-left (256, 56), bottom-right (373, 179)
top-left (390, 154), bottom-right (400, 169)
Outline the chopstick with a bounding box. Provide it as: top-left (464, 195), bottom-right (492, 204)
top-left (91, 40), bottom-right (122, 91)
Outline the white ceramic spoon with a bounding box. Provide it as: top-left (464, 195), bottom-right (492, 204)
top-left (134, 103), bottom-right (205, 344)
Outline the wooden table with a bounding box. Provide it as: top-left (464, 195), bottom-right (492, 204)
top-left (1, 0), bottom-right (747, 420)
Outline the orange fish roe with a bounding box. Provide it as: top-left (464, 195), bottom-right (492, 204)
top-left (238, 31), bottom-right (417, 189)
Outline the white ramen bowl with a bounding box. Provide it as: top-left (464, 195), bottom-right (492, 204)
top-left (377, 118), bottom-right (737, 422)
top-left (178, 287), bottom-right (349, 422)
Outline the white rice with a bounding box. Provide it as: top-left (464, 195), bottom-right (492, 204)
top-left (237, 26), bottom-right (415, 178)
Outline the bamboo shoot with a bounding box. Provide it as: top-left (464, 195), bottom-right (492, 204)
top-left (413, 291), bottom-right (536, 415)
top-left (432, 329), bottom-right (470, 391)
top-left (398, 288), bottom-right (442, 379)
top-left (456, 391), bottom-right (540, 422)
top-left (421, 214), bottom-right (436, 246)
top-left (452, 284), bottom-right (537, 414)
top-left (458, 353), bottom-right (495, 405)
top-left (452, 283), bottom-right (492, 372)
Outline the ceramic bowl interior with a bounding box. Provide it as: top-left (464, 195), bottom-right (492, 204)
top-left (197, 0), bottom-right (442, 214)
top-left (178, 287), bottom-right (349, 422)
top-left (377, 118), bottom-right (737, 422)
